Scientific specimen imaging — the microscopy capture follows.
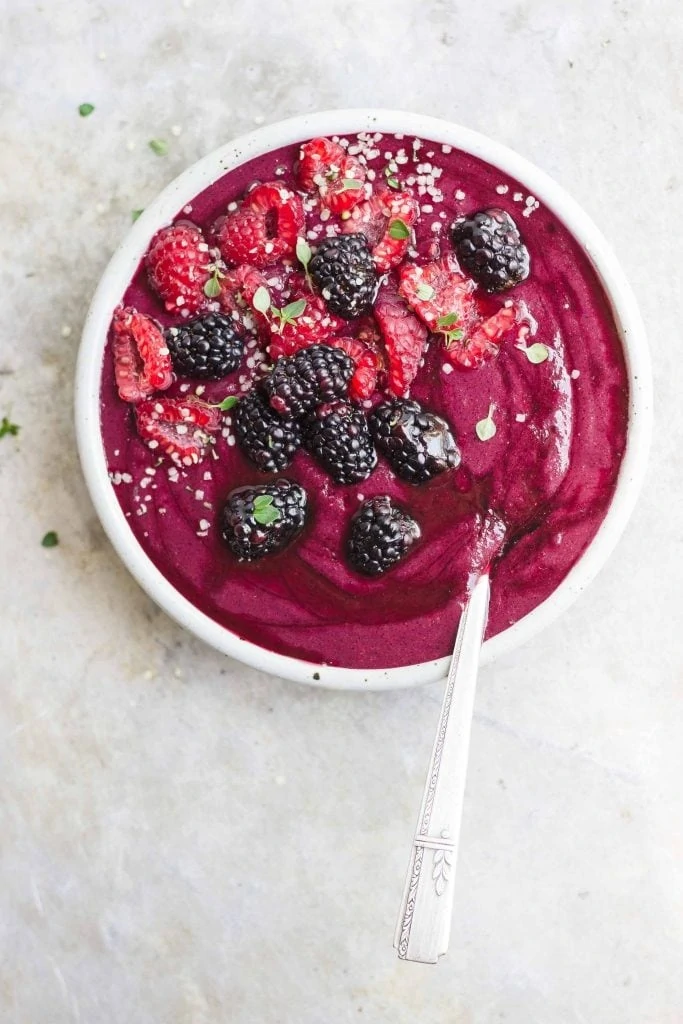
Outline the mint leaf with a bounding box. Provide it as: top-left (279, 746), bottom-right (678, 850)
top-left (525, 342), bottom-right (549, 364)
top-left (203, 273), bottom-right (221, 299)
top-left (131, 209), bottom-right (144, 222)
top-left (437, 312), bottom-right (463, 348)
top-left (341, 178), bottom-right (363, 190)
top-left (388, 218), bottom-right (410, 240)
top-left (416, 282), bottom-right (435, 301)
top-left (41, 531), bottom-right (59, 548)
top-left (384, 166), bottom-right (400, 190)
top-left (475, 404), bottom-right (497, 442)
top-left (253, 494), bottom-right (281, 526)
top-left (0, 416), bottom-right (19, 438)
top-left (296, 237), bottom-right (312, 269)
top-left (78, 103), bottom-right (95, 117)
top-left (149, 138), bottom-right (168, 156)
top-left (252, 286), bottom-right (271, 315)
top-left (218, 396), bottom-right (239, 412)
top-left (442, 329), bottom-right (464, 349)
top-left (280, 299), bottom-right (306, 321)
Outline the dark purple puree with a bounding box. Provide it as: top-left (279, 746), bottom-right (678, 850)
top-left (100, 133), bottom-right (628, 670)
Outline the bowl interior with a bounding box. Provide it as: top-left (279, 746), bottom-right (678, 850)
top-left (75, 109), bottom-right (652, 690)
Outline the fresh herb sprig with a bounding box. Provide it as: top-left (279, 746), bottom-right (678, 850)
top-left (252, 494), bottom-right (281, 526)
top-left (203, 264), bottom-right (225, 299)
top-left (388, 218), bottom-right (410, 240)
top-left (517, 340), bottom-right (549, 364)
top-left (436, 312), bottom-right (464, 348)
top-left (384, 165), bottom-right (400, 190)
top-left (252, 286), bottom-right (307, 335)
top-left (475, 404), bottom-right (497, 442)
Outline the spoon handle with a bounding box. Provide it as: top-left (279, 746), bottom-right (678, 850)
top-left (394, 574), bottom-right (491, 964)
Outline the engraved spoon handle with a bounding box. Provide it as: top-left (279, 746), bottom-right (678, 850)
top-left (394, 574), bottom-right (491, 964)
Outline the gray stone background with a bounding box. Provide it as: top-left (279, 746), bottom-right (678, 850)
top-left (1, 1), bottom-right (681, 1021)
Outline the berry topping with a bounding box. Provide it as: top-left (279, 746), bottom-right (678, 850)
top-left (355, 315), bottom-right (384, 353)
top-left (303, 401), bottom-right (377, 485)
top-left (135, 397), bottom-right (220, 467)
top-left (309, 234), bottom-right (378, 320)
top-left (328, 336), bottom-right (380, 402)
top-left (347, 496), bottom-right (421, 576)
top-left (262, 343), bottom-right (354, 419)
top-left (370, 398), bottom-right (461, 483)
top-left (220, 479), bottom-right (308, 561)
top-left (111, 306), bottom-right (173, 403)
top-left (259, 275), bottom-right (345, 362)
top-left (444, 304), bottom-right (518, 370)
top-left (451, 208), bottom-right (530, 292)
top-left (373, 286), bottom-right (428, 397)
top-left (297, 136), bottom-right (367, 215)
top-left (165, 313), bottom-right (243, 380)
top-left (398, 254), bottom-right (477, 335)
top-left (234, 390), bottom-right (302, 473)
top-left (216, 182), bottom-right (304, 268)
top-left (342, 189), bottom-right (419, 271)
top-left (146, 222), bottom-right (213, 316)
top-left (399, 255), bottom-right (517, 368)
top-left (218, 264), bottom-right (271, 322)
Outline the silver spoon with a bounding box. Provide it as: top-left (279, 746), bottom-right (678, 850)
top-left (394, 573), bottom-right (491, 964)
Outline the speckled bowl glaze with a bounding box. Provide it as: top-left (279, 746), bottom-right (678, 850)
top-left (75, 109), bottom-right (652, 690)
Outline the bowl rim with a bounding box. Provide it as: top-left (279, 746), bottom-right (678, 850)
top-left (75, 108), bottom-right (652, 691)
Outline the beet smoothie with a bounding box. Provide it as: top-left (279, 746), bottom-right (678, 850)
top-left (100, 131), bottom-right (628, 670)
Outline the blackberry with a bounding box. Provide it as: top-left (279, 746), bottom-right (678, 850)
top-left (165, 313), bottom-right (243, 379)
top-left (370, 398), bottom-right (460, 484)
top-left (220, 479), bottom-right (307, 561)
top-left (451, 208), bottom-right (530, 293)
top-left (303, 401), bottom-right (377, 484)
top-left (347, 496), bottom-right (421, 576)
top-left (309, 234), bottom-right (378, 319)
top-left (262, 344), bottom-right (354, 419)
top-left (234, 391), bottom-right (302, 473)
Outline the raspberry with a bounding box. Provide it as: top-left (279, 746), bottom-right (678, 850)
top-left (219, 264), bottom-right (271, 317)
top-left (309, 234), bottom-right (378, 319)
top-left (262, 344), bottom-right (354, 419)
top-left (261, 275), bottom-right (345, 361)
top-left (328, 337), bottom-right (380, 402)
top-left (355, 316), bottom-right (383, 354)
top-left (400, 255), bottom-right (517, 369)
top-left (373, 286), bottom-right (428, 397)
top-left (234, 390), bottom-right (302, 473)
top-left (136, 397), bottom-right (220, 467)
top-left (297, 137), bottom-right (367, 215)
top-left (220, 479), bottom-right (308, 561)
top-left (370, 399), bottom-right (461, 483)
top-left (398, 255), bottom-right (477, 334)
top-left (444, 304), bottom-right (518, 370)
top-left (303, 401), bottom-right (377, 484)
top-left (111, 306), bottom-right (173, 403)
top-left (146, 223), bottom-right (213, 316)
top-left (165, 313), bottom-right (243, 379)
top-left (342, 188), bottom-right (419, 271)
top-left (216, 182), bottom-right (304, 268)
top-left (452, 208), bottom-right (530, 292)
top-left (347, 496), bottom-right (421, 576)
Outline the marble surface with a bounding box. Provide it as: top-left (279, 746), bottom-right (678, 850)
top-left (1, 0), bottom-right (681, 1020)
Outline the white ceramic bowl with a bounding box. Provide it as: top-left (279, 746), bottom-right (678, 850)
top-left (75, 109), bottom-right (652, 690)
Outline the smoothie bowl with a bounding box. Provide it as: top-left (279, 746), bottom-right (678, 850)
top-left (75, 110), bottom-right (651, 689)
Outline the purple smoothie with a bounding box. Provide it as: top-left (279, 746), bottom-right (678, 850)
top-left (100, 132), bottom-right (628, 669)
